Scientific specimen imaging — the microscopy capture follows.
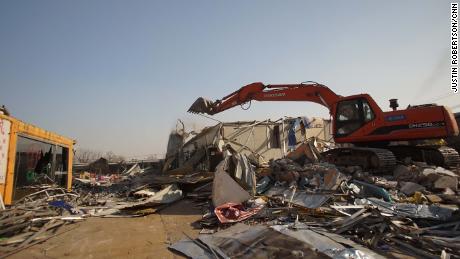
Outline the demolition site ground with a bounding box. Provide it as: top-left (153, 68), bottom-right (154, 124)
top-left (7, 199), bottom-right (201, 259)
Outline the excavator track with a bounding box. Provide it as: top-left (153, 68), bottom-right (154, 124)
top-left (386, 145), bottom-right (460, 168)
top-left (439, 146), bottom-right (460, 167)
top-left (322, 147), bottom-right (396, 173)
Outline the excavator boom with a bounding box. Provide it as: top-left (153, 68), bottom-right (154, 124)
top-left (188, 82), bottom-right (341, 115)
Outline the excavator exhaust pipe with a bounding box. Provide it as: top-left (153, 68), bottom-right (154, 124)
top-left (187, 97), bottom-right (215, 114)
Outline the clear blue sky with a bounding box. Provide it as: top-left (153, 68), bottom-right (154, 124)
top-left (1, 1), bottom-right (458, 157)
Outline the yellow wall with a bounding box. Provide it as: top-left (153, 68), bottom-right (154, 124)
top-left (0, 114), bottom-right (75, 205)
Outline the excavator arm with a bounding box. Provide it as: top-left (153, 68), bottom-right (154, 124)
top-left (188, 82), bottom-right (341, 115)
top-left (188, 81), bottom-right (460, 169)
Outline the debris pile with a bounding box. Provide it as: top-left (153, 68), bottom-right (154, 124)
top-left (0, 188), bottom-right (83, 256)
top-left (73, 165), bottom-right (213, 217)
top-left (0, 163), bottom-right (214, 255)
top-left (168, 142), bottom-right (460, 258)
top-left (2, 131), bottom-right (460, 258)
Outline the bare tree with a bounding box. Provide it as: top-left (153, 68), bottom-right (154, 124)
top-left (103, 151), bottom-right (125, 163)
top-left (74, 148), bottom-right (102, 163)
top-left (74, 148), bottom-right (126, 163)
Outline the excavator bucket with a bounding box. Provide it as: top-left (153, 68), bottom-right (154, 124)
top-left (187, 97), bottom-right (215, 114)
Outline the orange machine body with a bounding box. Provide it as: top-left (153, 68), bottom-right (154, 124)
top-left (190, 82), bottom-right (459, 146)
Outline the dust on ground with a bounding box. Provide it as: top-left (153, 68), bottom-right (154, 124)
top-left (8, 199), bottom-right (201, 259)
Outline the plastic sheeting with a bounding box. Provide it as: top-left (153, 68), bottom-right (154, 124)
top-left (214, 202), bottom-right (263, 223)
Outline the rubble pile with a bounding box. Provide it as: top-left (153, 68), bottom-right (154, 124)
top-left (169, 144), bottom-right (460, 258)
top-left (0, 188), bottom-right (83, 256)
top-left (2, 139), bottom-right (460, 258)
top-left (73, 165), bottom-right (212, 217)
top-left (0, 163), bottom-right (213, 255)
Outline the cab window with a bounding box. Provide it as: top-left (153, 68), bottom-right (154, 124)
top-left (335, 99), bottom-right (374, 137)
top-left (337, 100), bottom-right (360, 121)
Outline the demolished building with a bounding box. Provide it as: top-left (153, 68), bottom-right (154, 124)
top-left (160, 113), bottom-right (460, 258)
top-left (164, 117), bottom-right (333, 172)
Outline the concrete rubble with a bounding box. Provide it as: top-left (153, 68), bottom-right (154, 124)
top-left (169, 147), bottom-right (460, 258)
top-left (163, 121), bottom-right (460, 258)
top-left (1, 119), bottom-right (460, 258)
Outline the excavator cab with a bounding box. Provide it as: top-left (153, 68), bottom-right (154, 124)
top-left (335, 98), bottom-right (375, 137)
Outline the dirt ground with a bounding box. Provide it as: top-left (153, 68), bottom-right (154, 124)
top-left (5, 199), bottom-right (202, 259)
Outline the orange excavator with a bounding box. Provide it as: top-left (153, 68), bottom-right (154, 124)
top-left (188, 82), bottom-right (460, 171)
